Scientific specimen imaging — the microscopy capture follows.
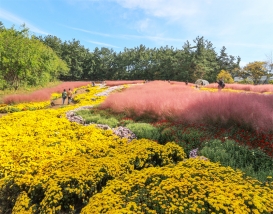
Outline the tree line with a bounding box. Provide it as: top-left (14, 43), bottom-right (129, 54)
top-left (0, 22), bottom-right (248, 90)
top-left (38, 35), bottom-right (241, 84)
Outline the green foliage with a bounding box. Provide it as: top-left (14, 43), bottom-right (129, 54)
top-left (96, 117), bottom-right (119, 128)
top-left (36, 27), bottom-right (240, 82)
top-left (158, 127), bottom-right (175, 144)
top-left (156, 123), bottom-right (209, 155)
top-left (268, 80), bottom-right (273, 84)
top-left (243, 61), bottom-right (267, 85)
top-left (76, 110), bottom-right (119, 128)
top-left (119, 118), bottom-right (135, 126)
top-left (90, 107), bottom-right (126, 121)
top-left (0, 106), bottom-right (20, 113)
top-left (0, 25), bottom-right (68, 90)
top-left (126, 123), bottom-right (160, 141)
top-left (200, 139), bottom-right (273, 182)
top-left (238, 79), bottom-right (254, 84)
top-left (175, 128), bottom-right (206, 156)
top-left (84, 115), bottom-right (102, 124)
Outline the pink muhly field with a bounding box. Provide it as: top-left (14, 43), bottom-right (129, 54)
top-left (3, 81), bottom-right (90, 104)
top-left (206, 83), bottom-right (273, 93)
top-left (100, 81), bottom-right (273, 132)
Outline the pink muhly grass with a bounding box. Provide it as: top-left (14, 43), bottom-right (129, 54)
top-left (179, 93), bottom-right (273, 132)
top-left (100, 81), bottom-right (202, 120)
top-left (3, 81), bottom-right (90, 104)
top-left (100, 80), bottom-right (273, 132)
top-left (251, 84), bottom-right (273, 93)
top-left (206, 83), bottom-right (273, 93)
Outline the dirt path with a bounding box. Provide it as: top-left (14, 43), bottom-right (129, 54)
top-left (50, 88), bottom-right (88, 109)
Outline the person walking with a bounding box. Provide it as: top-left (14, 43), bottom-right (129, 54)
top-left (67, 88), bottom-right (73, 104)
top-left (217, 78), bottom-right (225, 91)
top-left (62, 89), bottom-right (67, 105)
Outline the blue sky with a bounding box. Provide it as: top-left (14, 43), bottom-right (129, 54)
top-left (0, 0), bottom-right (273, 66)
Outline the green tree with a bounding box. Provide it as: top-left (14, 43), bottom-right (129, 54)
top-left (0, 25), bottom-right (68, 90)
top-left (37, 35), bottom-right (63, 58)
top-left (181, 37), bottom-right (219, 83)
top-left (243, 61), bottom-right (267, 85)
top-left (61, 39), bottom-right (87, 80)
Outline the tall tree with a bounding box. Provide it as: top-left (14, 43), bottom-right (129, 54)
top-left (0, 25), bottom-right (68, 89)
top-left (61, 39), bottom-right (86, 80)
top-left (38, 35), bottom-right (63, 58)
top-left (243, 61), bottom-right (267, 85)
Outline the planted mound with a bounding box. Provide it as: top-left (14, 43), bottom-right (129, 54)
top-left (82, 158), bottom-right (273, 214)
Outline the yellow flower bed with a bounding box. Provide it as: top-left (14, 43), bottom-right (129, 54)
top-left (82, 158), bottom-right (273, 214)
top-left (72, 86), bottom-right (106, 105)
top-left (50, 93), bottom-right (61, 100)
top-left (0, 101), bottom-right (51, 113)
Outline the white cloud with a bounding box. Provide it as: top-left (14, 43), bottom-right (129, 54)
top-left (67, 26), bottom-right (113, 37)
top-left (113, 0), bottom-right (198, 20)
top-left (136, 18), bottom-right (151, 33)
top-left (0, 8), bottom-right (48, 35)
top-left (87, 40), bottom-right (120, 48)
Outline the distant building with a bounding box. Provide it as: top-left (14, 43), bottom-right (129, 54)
top-left (234, 77), bottom-right (244, 82)
top-left (233, 76), bottom-right (273, 84)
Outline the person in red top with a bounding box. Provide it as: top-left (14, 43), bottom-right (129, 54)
top-left (67, 88), bottom-right (73, 104)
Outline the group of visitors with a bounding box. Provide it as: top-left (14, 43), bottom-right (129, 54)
top-left (62, 88), bottom-right (73, 105)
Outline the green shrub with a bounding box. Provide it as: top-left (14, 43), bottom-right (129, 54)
top-left (119, 118), bottom-right (135, 126)
top-left (91, 108), bottom-right (126, 121)
top-left (76, 109), bottom-right (92, 117)
top-left (238, 79), bottom-right (254, 84)
top-left (76, 110), bottom-right (119, 127)
top-left (97, 117), bottom-right (119, 128)
top-left (7, 107), bottom-right (21, 113)
top-left (175, 128), bottom-right (206, 156)
top-left (76, 110), bottom-right (101, 124)
top-left (84, 115), bottom-right (102, 124)
top-left (158, 127), bottom-right (175, 144)
top-left (126, 123), bottom-right (160, 141)
top-left (200, 139), bottom-right (273, 182)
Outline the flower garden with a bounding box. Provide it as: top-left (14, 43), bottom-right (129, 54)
top-left (0, 81), bottom-right (273, 214)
